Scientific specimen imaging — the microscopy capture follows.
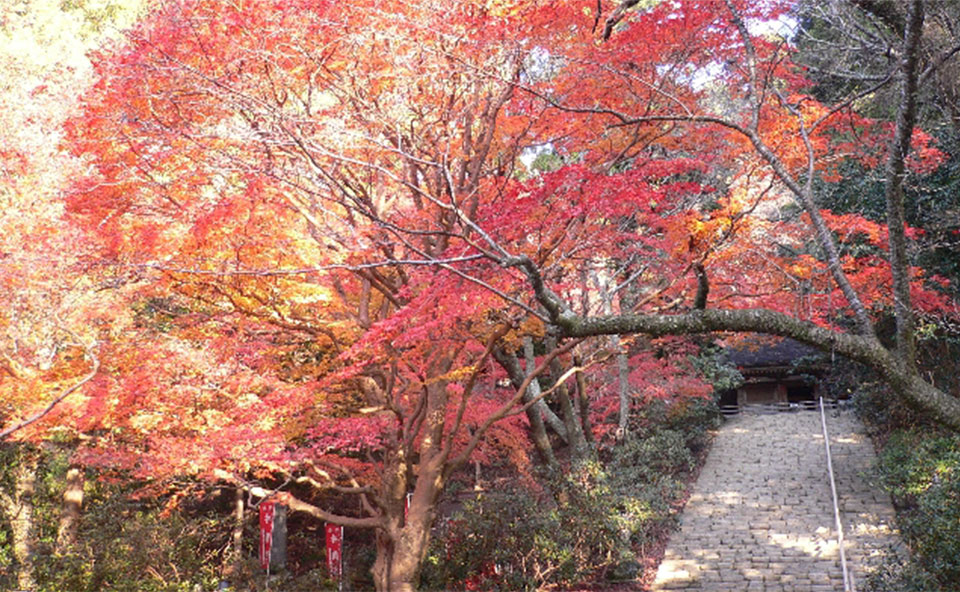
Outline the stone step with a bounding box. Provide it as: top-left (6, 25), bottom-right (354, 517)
top-left (652, 412), bottom-right (901, 591)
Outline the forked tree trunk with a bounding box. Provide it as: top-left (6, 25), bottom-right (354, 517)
top-left (574, 354), bottom-right (595, 446)
top-left (522, 337), bottom-right (569, 440)
top-left (493, 346), bottom-right (560, 466)
top-left (372, 520), bottom-right (430, 592)
top-left (370, 455), bottom-right (442, 592)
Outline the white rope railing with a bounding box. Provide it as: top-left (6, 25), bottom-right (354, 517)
top-left (820, 396), bottom-right (855, 592)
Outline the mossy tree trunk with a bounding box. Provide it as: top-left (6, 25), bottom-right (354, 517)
top-left (0, 447), bottom-right (39, 590)
top-left (55, 463), bottom-right (85, 555)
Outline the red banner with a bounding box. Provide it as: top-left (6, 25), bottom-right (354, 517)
top-left (259, 501), bottom-right (276, 571)
top-left (325, 523), bottom-right (343, 579)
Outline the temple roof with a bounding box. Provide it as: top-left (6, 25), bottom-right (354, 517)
top-left (724, 337), bottom-right (827, 371)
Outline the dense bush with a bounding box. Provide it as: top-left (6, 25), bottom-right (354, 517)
top-left (421, 397), bottom-right (720, 591)
top-left (853, 380), bottom-right (960, 592)
top-left (852, 381), bottom-right (929, 443)
top-left (0, 450), bottom-right (276, 591)
top-left (1, 400), bottom-right (719, 591)
top-left (421, 462), bottom-right (625, 591)
top-left (873, 431), bottom-right (960, 590)
top-left (32, 479), bottom-right (228, 592)
top-left (863, 552), bottom-right (942, 592)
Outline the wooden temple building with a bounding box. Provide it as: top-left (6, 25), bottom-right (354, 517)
top-left (718, 338), bottom-right (830, 413)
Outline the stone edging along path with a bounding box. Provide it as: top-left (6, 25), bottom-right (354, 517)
top-left (652, 410), bottom-right (902, 591)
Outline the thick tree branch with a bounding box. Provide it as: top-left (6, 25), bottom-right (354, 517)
top-left (216, 470), bottom-right (382, 528)
top-left (602, 0), bottom-right (643, 41)
top-left (554, 307), bottom-right (960, 430)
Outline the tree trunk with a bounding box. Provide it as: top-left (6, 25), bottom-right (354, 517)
top-left (222, 486), bottom-right (245, 581)
top-left (546, 336), bottom-right (592, 460)
top-left (493, 347), bottom-right (560, 466)
top-left (371, 451), bottom-right (444, 592)
top-left (0, 448), bottom-right (39, 590)
top-left (55, 464), bottom-right (84, 555)
top-left (614, 338), bottom-right (630, 438)
top-left (372, 519), bottom-right (430, 592)
top-left (522, 337), bottom-right (569, 440)
top-left (884, 0), bottom-right (924, 370)
top-left (594, 269), bottom-right (631, 438)
top-left (574, 354), bottom-right (595, 446)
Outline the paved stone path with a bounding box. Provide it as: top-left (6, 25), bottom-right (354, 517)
top-left (653, 409), bottom-right (901, 591)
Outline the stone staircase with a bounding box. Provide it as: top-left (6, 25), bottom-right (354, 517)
top-left (652, 410), bottom-right (901, 591)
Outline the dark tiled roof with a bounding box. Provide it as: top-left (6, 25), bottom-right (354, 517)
top-left (724, 337), bottom-right (826, 369)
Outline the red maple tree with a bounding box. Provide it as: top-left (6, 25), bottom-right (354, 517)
top-left (50, 0), bottom-right (960, 589)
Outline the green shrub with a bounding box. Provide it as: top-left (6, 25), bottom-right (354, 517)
top-left (868, 430), bottom-right (960, 591)
top-left (423, 398), bottom-right (716, 590)
top-left (421, 462), bottom-right (624, 591)
top-left (688, 346), bottom-right (744, 395)
top-left (35, 493), bottom-right (225, 592)
top-left (627, 397), bottom-right (720, 457)
top-left (610, 429), bottom-right (691, 486)
top-left (664, 397), bottom-right (721, 453)
top-left (853, 383), bottom-right (929, 439)
top-left (864, 552), bottom-right (941, 592)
